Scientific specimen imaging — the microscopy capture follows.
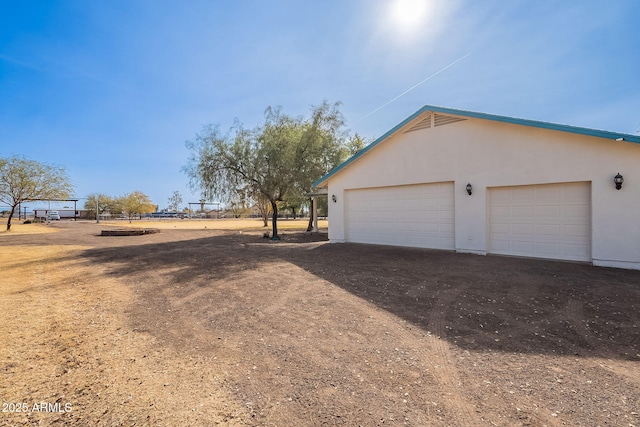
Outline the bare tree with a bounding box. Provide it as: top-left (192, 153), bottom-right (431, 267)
top-left (167, 190), bottom-right (183, 212)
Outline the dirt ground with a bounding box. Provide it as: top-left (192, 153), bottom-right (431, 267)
top-left (1, 219), bottom-right (639, 426)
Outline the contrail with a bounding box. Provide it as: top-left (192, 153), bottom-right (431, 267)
top-left (0, 54), bottom-right (44, 72)
top-left (355, 53), bottom-right (471, 123)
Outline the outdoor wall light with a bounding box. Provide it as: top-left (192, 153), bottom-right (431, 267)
top-left (332, 194), bottom-right (337, 203)
top-left (466, 183), bottom-right (473, 195)
top-left (614, 173), bottom-right (624, 190)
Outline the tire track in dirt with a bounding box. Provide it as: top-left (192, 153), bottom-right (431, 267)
top-left (210, 263), bottom-right (317, 425)
top-left (562, 299), bottom-right (617, 357)
top-left (564, 299), bottom-right (593, 349)
top-left (422, 283), bottom-right (481, 425)
top-left (478, 282), bottom-right (543, 344)
top-left (564, 299), bottom-right (640, 384)
top-left (132, 266), bottom-right (264, 423)
top-left (135, 258), bottom-right (310, 424)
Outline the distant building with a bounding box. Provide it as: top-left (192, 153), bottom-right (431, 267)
top-left (34, 209), bottom-right (80, 219)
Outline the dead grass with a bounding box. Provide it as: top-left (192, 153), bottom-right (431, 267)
top-left (0, 219), bottom-right (58, 235)
top-left (0, 242), bottom-right (247, 425)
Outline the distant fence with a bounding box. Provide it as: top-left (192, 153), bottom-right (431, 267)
top-left (0, 206), bottom-right (30, 219)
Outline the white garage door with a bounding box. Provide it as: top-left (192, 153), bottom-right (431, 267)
top-left (488, 182), bottom-right (591, 261)
top-left (345, 182), bottom-right (454, 249)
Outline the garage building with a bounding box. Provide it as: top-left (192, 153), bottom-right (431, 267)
top-left (313, 106), bottom-right (640, 270)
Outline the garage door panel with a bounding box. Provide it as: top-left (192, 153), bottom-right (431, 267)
top-left (512, 240), bottom-right (535, 253)
top-left (536, 242), bottom-right (561, 255)
top-left (507, 188), bottom-right (534, 201)
top-left (422, 209), bottom-right (441, 219)
top-left (491, 190), bottom-right (511, 202)
top-left (512, 206), bottom-right (534, 216)
top-left (511, 223), bottom-right (534, 235)
top-left (491, 223), bottom-right (510, 234)
top-left (563, 187), bottom-right (590, 202)
top-left (440, 222), bottom-right (454, 231)
top-left (536, 224), bottom-right (560, 236)
top-left (564, 205), bottom-right (588, 217)
top-left (442, 210), bottom-right (454, 220)
top-left (535, 205), bottom-right (560, 217)
top-left (406, 199), bottom-right (423, 209)
top-left (491, 239), bottom-right (509, 251)
top-left (535, 186), bottom-right (559, 199)
top-left (488, 182), bottom-right (591, 262)
top-left (563, 224), bottom-right (589, 237)
top-left (345, 182), bottom-right (454, 249)
top-left (562, 244), bottom-right (589, 256)
top-left (491, 206), bottom-right (511, 216)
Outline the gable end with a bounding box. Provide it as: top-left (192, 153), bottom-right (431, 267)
top-left (404, 113), bottom-right (467, 134)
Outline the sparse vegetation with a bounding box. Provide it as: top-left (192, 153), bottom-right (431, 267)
top-left (0, 155), bottom-right (73, 231)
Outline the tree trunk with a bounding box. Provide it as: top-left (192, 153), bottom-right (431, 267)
top-left (270, 200), bottom-right (279, 240)
top-left (256, 196), bottom-right (269, 227)
top-left (260, 203), bottom-right (268, 226)
top-left (5, 205), bottom-right (16, 231)
top-left (306, 197), bottom-right (314, 232)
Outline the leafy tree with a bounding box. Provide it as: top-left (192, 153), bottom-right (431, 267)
top-left (288, 101), bottom-right (350, 231)
top-left (167, 190), bottom-right (183, 212)
top-left (105, 196), bottom-right (124, 216)
top-left (282, 195), bottom-right (305, 219)
top-left (121, 191), bottom-right (155, 222)
top-left (185, 101), bottom-right (348, 239)
top-left (347, 133), bottom-right (368, 155)
top-left (0, 156), bottom-right (73, 231)
top-left (84, 193), bottom-right (121, 219)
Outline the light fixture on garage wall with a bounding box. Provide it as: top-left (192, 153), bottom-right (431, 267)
top-left (466, 183), bottom-right (472, 195)
top-left (332, 194), bottom-right (337, 203)
top-left (614, 173), bottom-right (624, 190)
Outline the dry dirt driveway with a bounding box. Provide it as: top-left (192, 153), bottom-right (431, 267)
top-left (1, 220), bottom-right (639, 426)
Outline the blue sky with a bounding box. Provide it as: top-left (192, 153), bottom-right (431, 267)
top-left (1, 0), bottom-right (639, 210)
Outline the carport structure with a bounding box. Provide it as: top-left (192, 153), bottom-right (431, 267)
top-left (307, 187), bottom-right (328, 233)
top-left (27, 198), bottom-right (80, 220)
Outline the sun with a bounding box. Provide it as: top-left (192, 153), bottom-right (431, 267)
top-left (389, 0), bottom-right (431, 33)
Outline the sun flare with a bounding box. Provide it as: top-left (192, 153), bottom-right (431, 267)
top-left (389, 0), bottom-right (431, 32)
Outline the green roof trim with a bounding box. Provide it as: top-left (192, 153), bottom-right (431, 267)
top-left (313, 105), bottom-right (640, 188)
